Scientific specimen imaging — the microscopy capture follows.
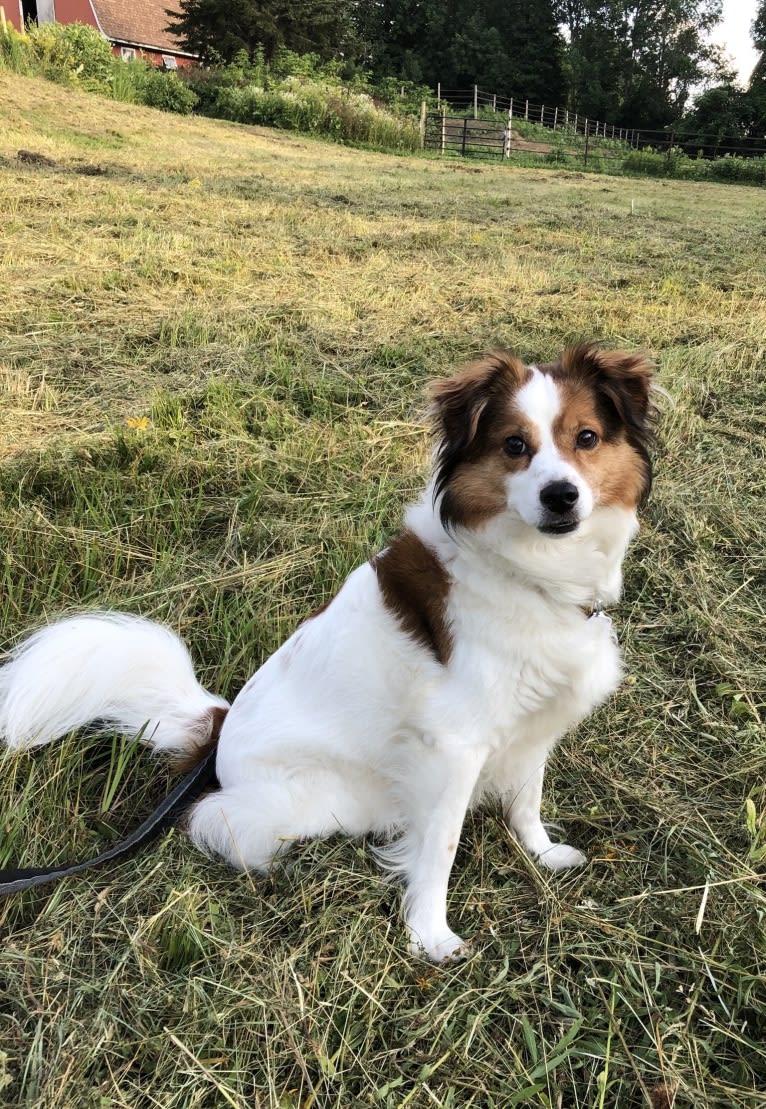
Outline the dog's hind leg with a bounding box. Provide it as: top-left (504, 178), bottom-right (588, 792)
top-left (187, 763), bottom-right (394, 873)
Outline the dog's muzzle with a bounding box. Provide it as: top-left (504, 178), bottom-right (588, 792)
top-left (538, 481), bottom-right (580, 535)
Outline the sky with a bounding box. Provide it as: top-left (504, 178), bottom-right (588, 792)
top-left (714, 0), bottom-right (760, 85)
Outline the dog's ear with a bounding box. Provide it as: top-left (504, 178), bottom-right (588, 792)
top-left (430, 352), bottom-right (526, 458)
top-left (563, 345), bottom-right (655, 441)
top-left (430, 353), bottom-right (526, 508)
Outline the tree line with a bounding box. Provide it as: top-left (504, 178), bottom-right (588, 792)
top-left (167, 0), bottom-right (766, 145)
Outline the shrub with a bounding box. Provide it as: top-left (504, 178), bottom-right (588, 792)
top-left (707, 154), bottom-right (766, 185)
top-left (110, 57), bottom-right (150, 104)
top-left (142, 68), bottom-right (198, 115)
top-left (27, 21), bottom-right (113, 90)
top-left (201, 79), bottom-right (419, 150)
top-left (372, 76), bottom-right (433, 115)
top-left (621, 148), bottom-right (669, 177)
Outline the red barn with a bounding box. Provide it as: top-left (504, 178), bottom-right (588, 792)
top-left (2, 0), bottom-right (197, 67)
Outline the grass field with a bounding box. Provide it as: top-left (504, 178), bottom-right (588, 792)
top-left (1, 71), bottom-right (765, 1108)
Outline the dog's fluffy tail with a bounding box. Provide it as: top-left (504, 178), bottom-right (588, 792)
top-left (0, 612), bottom-right (229, 760)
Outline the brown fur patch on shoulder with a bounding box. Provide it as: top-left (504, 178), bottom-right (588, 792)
top-left (171, 704), bottom-right (228, 773)
top-left (372, 531), bottom-right (453, 664)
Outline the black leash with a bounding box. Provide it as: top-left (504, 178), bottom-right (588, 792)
top-left (0, 748), bottom-right (218, 897)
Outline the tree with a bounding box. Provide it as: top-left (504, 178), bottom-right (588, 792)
top-left (556, 0), bottom-right (723, 128)
top-left (165, 0), bottom-right (355, 64)
top-left (354, 0), bottom-right (566, 105)
top-left (353, 0), bottom-right (452, 84)
top-left (678, 82), bottom-right (749, 154)
top-left (745, 0), bottom-right (766, 140)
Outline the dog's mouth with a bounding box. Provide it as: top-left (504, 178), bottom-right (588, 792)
top-left (538, 518), bottom-right (580, 536)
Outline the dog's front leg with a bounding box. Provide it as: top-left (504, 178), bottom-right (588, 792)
top-left (395, 740), bottom-right (489, 962)
top-left (501, 759), bottom-right (587, 871)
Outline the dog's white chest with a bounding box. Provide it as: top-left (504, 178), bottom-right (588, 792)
top-left (447, 579), bottom-right (623, 748)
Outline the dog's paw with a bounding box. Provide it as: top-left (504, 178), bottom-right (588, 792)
top-left (409, 928), bottom-right (468, 963)
top-left (537, 844), bottom-right (587, 871)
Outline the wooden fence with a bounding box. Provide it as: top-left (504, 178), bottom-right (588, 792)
top-left (427, 86), bottom-right (766, 162)
top-left (424, 115), bottom-right (509, 158)
top-left (434, 87), bottom-right (639, 147)
top-left (421, 110), bottom-right (619, 167)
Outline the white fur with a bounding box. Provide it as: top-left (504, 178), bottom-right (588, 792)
top-left (508, 368), bottom-right (594, 528)
top-left (0, 372), bottom-right (642, 962)
top-left (0, 613), bottom-right (228, 753)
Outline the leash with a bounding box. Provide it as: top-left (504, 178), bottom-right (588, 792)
top-left (0, 748), bottom-right (218, 896)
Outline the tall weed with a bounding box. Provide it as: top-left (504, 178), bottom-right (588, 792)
top-left (203, 80), bottom-right (419, 150)
top-left (0, 25), bottom-right (33, 75)
top-left (28, 21), bottom-right (112, 90)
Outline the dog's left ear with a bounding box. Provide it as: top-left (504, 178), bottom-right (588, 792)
top-left (564, 345), bottom-right (654, 438)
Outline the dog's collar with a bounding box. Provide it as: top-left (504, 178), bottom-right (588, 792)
top-left (584, 599), bottom-right (618, 643)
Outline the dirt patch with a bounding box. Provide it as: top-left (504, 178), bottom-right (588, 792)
top-left (510, 137), bottom-right (554, 154)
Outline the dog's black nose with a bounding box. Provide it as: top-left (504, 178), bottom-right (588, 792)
top-left (540, 481), bottom-right (579, 515)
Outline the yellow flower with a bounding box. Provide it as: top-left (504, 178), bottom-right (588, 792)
top-left (126, 415), bottom-right (150, 430)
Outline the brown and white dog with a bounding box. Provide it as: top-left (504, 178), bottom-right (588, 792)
top-left (0, 344), bottom-right (653, 960)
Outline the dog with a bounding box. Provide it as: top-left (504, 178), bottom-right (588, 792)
top-left (0, 343), bottom-right (653, 961)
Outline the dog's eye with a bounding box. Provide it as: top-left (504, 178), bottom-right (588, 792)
top-left (576, 429), bottom-right (599, 450)
top-left (503, 436), bottom-right (527, 457)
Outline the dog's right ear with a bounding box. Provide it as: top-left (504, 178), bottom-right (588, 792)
top-left (431, 353), bottom-right (525, 450)
top-left (430, 352), bottom-right (527, 507)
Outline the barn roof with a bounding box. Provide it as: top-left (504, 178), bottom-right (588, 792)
top-left (91, 0), bottom-right (193, 56)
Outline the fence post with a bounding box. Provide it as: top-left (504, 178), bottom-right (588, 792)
top-left (565, 109), bottom-right (569, 128)
top-left (473, 85), bottom-right (478, 120)
top-left (525, 100), bottom-right (529, 120)
top-left (553, 106), bottom-right (558, 130)
top-left (584, 120), bottom-right (589, 166)
top-left (540, 104), bottom-right (545, 124)
top-left (504, 105), bottom-right (512, 158)
top-left (436, 82), bottom-right (441, 105)
top-left (492, 94), bottom-right (496, 111)
top-left (441, 106), bottom-right (446, 155)
top-left (419, 100), bottom-right (427, 149)
top-left (574, 113), bottom-right (578, 133)
top-left (666, 130), bottom-right (675, 169)
top-left (462, 116), bottom-right (469, 156)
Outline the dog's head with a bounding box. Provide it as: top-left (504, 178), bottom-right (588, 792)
top-left (431, 344), bottom-right (654, 535)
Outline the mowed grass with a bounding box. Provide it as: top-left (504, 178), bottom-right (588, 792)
top-left (0, 70), bottom-right (765, 1108)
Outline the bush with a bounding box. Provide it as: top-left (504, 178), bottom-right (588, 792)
top-left (619, 146), bottom-right (766, 185)
top-left (706, 154), bottom-right (766, 185)
top-left (204, 80), bottom-right (419, 150)
top-left (110, 57), bottom-right (150, 104)
top-left (372, 76), bottom-right (433, 115)
top-left (142, 68), bottom-right (198, 115)
top-left (27, 21), bottom-right (113, 90)
top-left (622, 148), bottom-right (671, 177)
